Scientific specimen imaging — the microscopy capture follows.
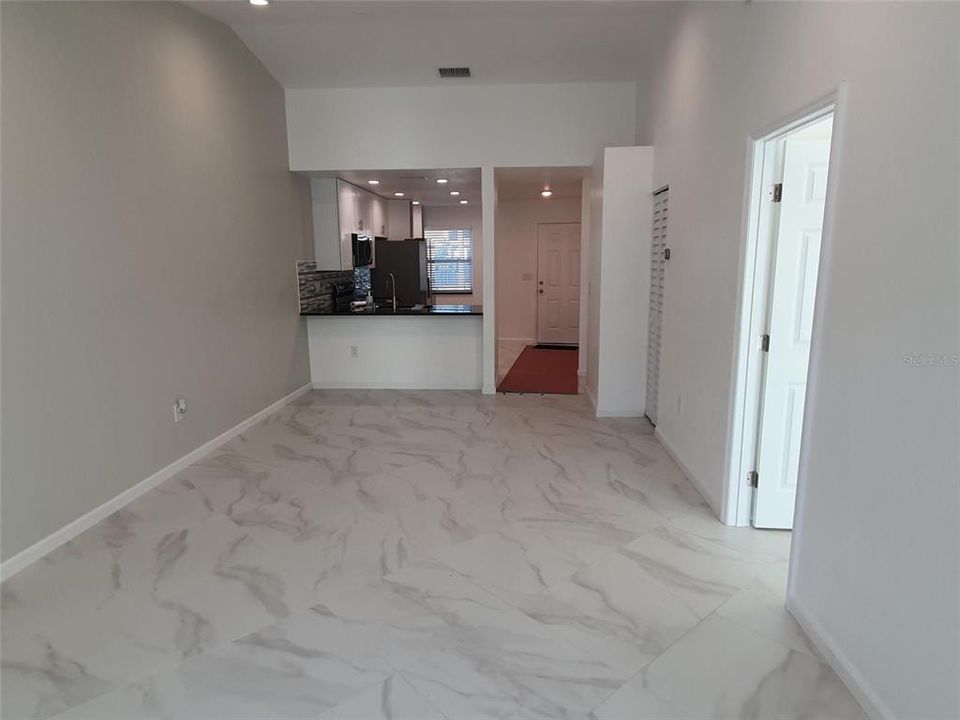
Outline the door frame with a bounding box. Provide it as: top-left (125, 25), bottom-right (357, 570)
top-left (535, 221), bottom-right (581, 346)
top-left (724, 86), bottom-right (847, 528)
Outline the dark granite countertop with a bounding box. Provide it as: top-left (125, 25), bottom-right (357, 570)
top-left (301, 304), bottom-right (483, 317)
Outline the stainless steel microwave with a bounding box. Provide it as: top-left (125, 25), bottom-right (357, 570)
top-left (351, 233), bottom-right (373, 267)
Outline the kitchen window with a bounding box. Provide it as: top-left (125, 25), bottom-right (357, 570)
top-left (424, 228), bottom-right (473, 293)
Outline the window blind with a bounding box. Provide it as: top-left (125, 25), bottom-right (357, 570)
top-left (424, 228), bottom-right (473, 293)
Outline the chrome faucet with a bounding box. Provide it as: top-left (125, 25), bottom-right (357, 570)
top-left (387, 272), bottom-right (397, 311)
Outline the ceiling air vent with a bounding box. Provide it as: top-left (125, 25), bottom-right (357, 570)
top-left (438, 67), bottom-right (471, 79)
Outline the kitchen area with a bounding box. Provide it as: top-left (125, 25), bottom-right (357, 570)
top-left (298, 168), bottom-right (485, 389)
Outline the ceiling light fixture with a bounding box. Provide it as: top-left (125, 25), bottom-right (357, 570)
top-left (541, 189), bottom-right (553, 198)
top-left (449, 191), bottom-right (460, 196)
top-left (249, 0), bottom-right (270, 6)
top-left (368, 180), bottom-right (380, 185)
top-left (394, 192), bottom-right (405, 197)
top-left (459, 200), bottom-right (469, 205)
top-left (436, 178), bottom-right (448, 184)
top-left (412, 201), bottom-right (421, 205)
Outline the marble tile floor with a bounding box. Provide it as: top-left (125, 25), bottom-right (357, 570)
top-left (1, 390), bottom-right (865, 720)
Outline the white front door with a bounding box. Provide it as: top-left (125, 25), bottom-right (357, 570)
top-left (537, 223), bottom-right (581, 345)
top-left (753, 128), bottom-right (832, 529)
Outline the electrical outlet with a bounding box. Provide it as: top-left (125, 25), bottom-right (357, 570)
top-left (350, 345), bottom-right (359, 358)
top-left (173, 396), bottom-right (187, 423)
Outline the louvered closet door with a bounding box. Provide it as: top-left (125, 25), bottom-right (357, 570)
top-left (646, 188), bottom-right (668, 425)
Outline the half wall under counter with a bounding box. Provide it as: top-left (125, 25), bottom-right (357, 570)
top-left (304, 306), bottom-right (483, 390)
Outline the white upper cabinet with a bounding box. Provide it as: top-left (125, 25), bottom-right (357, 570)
top-left (370, 195), bottom-right (387, 236)
top-left (337, 180), bottom-right (359, 269)
top-left (310, 178), bottom-right (341, 269)
top-left (335, 179), bottom-right (390, 269)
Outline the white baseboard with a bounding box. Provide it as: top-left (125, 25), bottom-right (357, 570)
top-left (654, 426), bottom-right (723, 518)
top-left (595, 407), bottom-right (645, 418)
top-left (786, 595), bottom-right (893, 720)
top-left (311, 380), bottom-right (482, 390)
top-left (585, 382), bottom-right (598, 412)
top-left (0, 383), bottom-right (313, 581)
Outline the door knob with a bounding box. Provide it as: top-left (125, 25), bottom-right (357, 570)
top-left (538, 289), bottom-right (544, 294)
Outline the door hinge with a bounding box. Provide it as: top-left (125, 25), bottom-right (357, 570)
top-left (772, 183), bottom-right (783, 203)
top-left (748, 471), bottom-right (759, 488)
top-left (761, 333), bottom-right (770, 352)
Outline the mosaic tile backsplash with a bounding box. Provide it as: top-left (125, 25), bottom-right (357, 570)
top-left (353, 266), bottom-right (371, 298)
top-left (296, 261), bottom-right (354, 313)
top-left (297, 262), bottom-right (372, 312)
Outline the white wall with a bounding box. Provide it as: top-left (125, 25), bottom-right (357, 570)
top-left (307, 317), bottom-right (482, 390)
top-left (645, 3), bottom-right (959, 718)
top-left (286, 82), bottom-right (637, 171)
top-left (494, 197), bottom-right (582, 343)
top-left (585, 158), bottom-right (604, 406)
top-left (1, 2), bottom-right (313, 562)
top-left (287, 82), bottom-right (635, 395)
top-left (422, 204), bottom-right (484, 305)
top-left (589, 147), bottom-right (654, 417)
top-left (578, 178), bottom-right (593, 376)
top-left (481, 168), bottom-right (498, 394)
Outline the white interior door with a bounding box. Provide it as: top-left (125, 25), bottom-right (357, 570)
top-left (646, 188), bottom-right (668, 424)
top-left (753, 129), bottom-right (831, 529)
top-left (537, 223), bottom-right (581, 344)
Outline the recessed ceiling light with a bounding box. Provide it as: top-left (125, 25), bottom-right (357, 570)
top-left (368, 179), bottom-right (380, 185)
top-left (249, 0), bottom-right (270, 6)
top-left (541, 189), bottom-right (553, 198)
top-left (459, 200), bottom-right (469, 205)
top-left (394, 192), bottom-right (405, 197)
top-left (436, 178), bottom-right (448, 184)
top-left (412, 201), bottom-right (421, 205)
top-left (450, 191), bottom-right (460, 196)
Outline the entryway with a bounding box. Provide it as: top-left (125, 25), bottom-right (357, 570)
top-left (493, 167), bottom-right (587, 395)
top-left (496, 344), bottom-right (579, 394)
top-left (731, 108), bottom-right (836, 530)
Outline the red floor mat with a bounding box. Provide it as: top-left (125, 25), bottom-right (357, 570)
top-left (497, 346), bottom-right (579, 395)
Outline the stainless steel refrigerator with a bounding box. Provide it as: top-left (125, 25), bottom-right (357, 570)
top-left (371, 239), bottom-right (429, 307)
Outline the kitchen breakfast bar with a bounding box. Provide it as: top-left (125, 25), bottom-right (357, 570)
top-left (303, 305), bottom-right (484, 390)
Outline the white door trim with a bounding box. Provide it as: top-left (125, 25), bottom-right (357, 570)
top-left (723, 85), bottom-right (848, 527)
top-left (723, 86), bottom-right (889, 720)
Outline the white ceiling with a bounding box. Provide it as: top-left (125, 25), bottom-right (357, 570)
top-left (187, 1), bottom-right (678, 89)
top-left (495, 166), bottom-right (588, 201)
top-left (316, 165), bottom-right (588, 206)
top-left (319, 168), bottom-right (482, 205)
